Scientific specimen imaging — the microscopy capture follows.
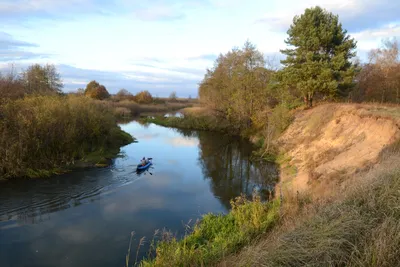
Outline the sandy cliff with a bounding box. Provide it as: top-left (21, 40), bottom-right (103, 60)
top-left (278, 103), bottom-right (400, 195)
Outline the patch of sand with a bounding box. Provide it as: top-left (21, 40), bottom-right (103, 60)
top-left (278, 104), bottom-right (400, 195)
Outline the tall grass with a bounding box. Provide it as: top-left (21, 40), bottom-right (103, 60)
top-left (0, 95), bottom-right (133, 179)
top-left (97, 100), bottom-right (193, 119)
top-left (225, 158), bottom-right (400, 267)
top-left (140, 193), bottom-right (280, 266)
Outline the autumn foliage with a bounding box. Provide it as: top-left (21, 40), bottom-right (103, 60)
top-left (134, 90), bottom-right (153, 104)
top-left (84, 80), bottom-right (110, 100)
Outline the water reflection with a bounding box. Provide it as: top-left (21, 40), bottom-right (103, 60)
top-left (175, 128), bottom-right (279, 209)
top-left (0, 121), bottom-right (278, 267)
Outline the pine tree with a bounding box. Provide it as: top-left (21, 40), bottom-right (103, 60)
top-left (280, 6), bottom-right (357, 107)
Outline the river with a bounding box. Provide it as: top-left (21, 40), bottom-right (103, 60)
top-left (0, 120), bottom-right (278, 267)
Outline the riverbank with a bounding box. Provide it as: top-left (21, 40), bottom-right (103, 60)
top-left (138, 103), bottom-right (400, 266)
top-left (141, 113), bottom-right (238, 135)
top-left (0, 95), bottom-right (134, 180)
top-left (141, 195), bottom-right (281, 266)
top-left (221, 153), bottom-right (400, 266)
top-left (98, 98), bottom-right (198, 121)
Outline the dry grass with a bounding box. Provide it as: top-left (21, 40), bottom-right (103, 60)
top-left (304, 104), bottom-right (337, 140)
top-left (0, 95), bottom-right (133, 179)
top-left (181, 106), bottom-right (212, 116)
top-left (97, 99), bottom-right (194, 119)
top-left (221, 152), bottom-right (400, 267)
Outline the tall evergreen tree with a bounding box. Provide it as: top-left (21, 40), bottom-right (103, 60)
top-left (280, 6), bottom-right (357, 107)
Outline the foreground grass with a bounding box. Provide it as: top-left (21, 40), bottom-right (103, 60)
top-left (139, 194), bottom-right (280, 267)
top-left (0, 95), bottom-right (134, 179)
top-left (223, 158), bottom-right (400, 267)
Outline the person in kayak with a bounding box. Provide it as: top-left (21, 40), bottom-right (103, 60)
top-left (141, 157), bottom-right (147, 166)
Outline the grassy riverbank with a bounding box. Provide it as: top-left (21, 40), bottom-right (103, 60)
top-left (97, 98), bottom-right (198, 120)
top-left (0, 95), bottom-right (134, 179)
top-left (136, 154), bottom-right (400, 267)
top-left (222, 156), bottom-right (400, 267)
top-left (141, 113), bottom-right (238, 135)
top-left (139, 194), bottom-right (280, 266)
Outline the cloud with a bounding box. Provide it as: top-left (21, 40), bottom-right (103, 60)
top-left (255, 0), bottom-right (400, 33)
top-left (352, 24), bottom-right (400, 44)
top-left (0, 0), bottom-right (190, 23)
top-left (187, 54), bottom-right (218, 61)
top-left (56, 64), bottom-right (200, 96)
top-left (0, 31), bottom-right (48, 62)
top-left (0, 32), bottom-right (38, 48)
top-left (351, 23), bottom-right (400, 59)
top-left (0, 0), bottom-right (99, 22)
top-left (133, 5), bottom-right (184, 21)
top-left (165, 137), bottom-right (199, 147)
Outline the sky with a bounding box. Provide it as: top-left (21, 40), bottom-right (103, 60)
top-left (1, 0), bottom-right (400, 97)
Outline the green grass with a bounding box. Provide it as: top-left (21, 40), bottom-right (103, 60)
top-left (140, 194), bottom-right (281, 266)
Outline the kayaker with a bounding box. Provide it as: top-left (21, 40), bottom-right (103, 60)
top-left (141, 157), bottom-right (147, 166)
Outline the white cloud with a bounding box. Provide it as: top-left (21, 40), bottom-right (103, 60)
top-left (165, 137), bottom-right (199, 147)
top-left (133, 5), bottom-right (184, 21)
top-left (256, 0), bottom-right (400, 32)
top-left (353, 24), bottom-right (400, 42)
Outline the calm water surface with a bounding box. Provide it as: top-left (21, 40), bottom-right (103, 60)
top-left (0, 121), bottom-right (278, 267)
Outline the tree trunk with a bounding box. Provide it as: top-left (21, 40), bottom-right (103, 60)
top-left (304, 92), bottom-right (313, 108)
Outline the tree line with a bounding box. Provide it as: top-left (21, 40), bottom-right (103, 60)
top-left (198, 6), bottom-right (400, 132)
top-left (0, 66), bottom-right (181, 104)
top-left (0, 64), bottom-right (63, 100)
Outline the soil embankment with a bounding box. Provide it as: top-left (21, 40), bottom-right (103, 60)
top-left (278, 103), bottom-right (400, 195)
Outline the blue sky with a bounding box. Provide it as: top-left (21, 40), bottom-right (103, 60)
top-left (1, 0), bottom-right (399, 97)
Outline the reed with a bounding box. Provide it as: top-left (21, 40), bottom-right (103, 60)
top-left (0, 95), bottom-right (134, 179)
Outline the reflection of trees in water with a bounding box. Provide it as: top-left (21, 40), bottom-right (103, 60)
top-left (195, 131), bottom-right (279, 210)
top-left (173, 128), bottom-right (198, 138)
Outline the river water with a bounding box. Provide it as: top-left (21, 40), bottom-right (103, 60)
top-left (0, 121), bottom-right (278, 267)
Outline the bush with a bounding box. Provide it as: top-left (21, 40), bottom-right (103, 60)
top-left (0, 95), bottom-right (133, 179)
top-left (135, 90), bottom-right (153, 104)
top-left (116, 89), bottom-right (134, 101)
top-left (84, 80), bottom-right (110, 100)
top-left (253, 104), bottom-right (294, 157)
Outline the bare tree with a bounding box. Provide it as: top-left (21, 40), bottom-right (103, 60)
top-left (368, 38), bottom-right (400, 103)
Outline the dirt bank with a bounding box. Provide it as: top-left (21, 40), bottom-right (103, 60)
top-left (278, 103), bottom-right (400, 196)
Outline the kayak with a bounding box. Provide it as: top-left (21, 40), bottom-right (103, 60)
top-left (137, 160), bottom-right (152, 170)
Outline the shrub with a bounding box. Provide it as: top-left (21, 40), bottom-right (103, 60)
top-left (116, 89), bottom-right (134, 101)
top-left (135, 90), bottom-right (153, 104)
top-left (0, 95), bottom-right (133, 179)
top-left (84, 80), bottom-right (110, 100)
